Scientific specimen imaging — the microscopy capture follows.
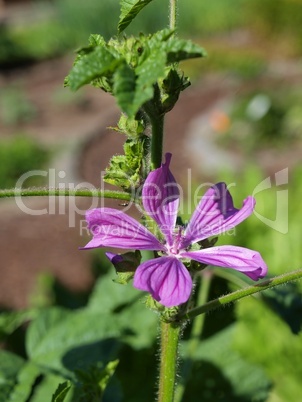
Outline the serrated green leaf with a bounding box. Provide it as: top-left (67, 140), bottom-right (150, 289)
top-left (113, 62), bottom-right (136, 115)
top-left (147, 28), bottom-right (175, 49)
top-left (51, 381), bottom-right (71, 402)
top-left (165, 37), bottom-right (207, 63)
top-left (104, 137), bottom-right (149, 189)
top-left (67, 47), bottom-right (120, 91)
top-left (89, 34), bottom-right (106, 47)
top-left (130, 49), bottom-right (166, 115)
top-left (118, 0), bottom-right (154, 33)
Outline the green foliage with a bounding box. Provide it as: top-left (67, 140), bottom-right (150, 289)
top-left (66, 31), bottom-right (205, 117)
top-left (178, 0), bottom-right (245, 36)
top-left (246, 0), bottom-right (302, 44)
top-left (118, 0), bottom-right (155, 33)
top-left (0, 351), bottom-right (26, 401)
top-left (0, 310), bottom-right (36, 341)
top-left (74, 360), bottom-right (119, 401)
top-left (0, 135), bottom-right (50, 189)
top-left (0, 87), bottom-right (37, 125)
top-left (0, 270), bottom-right (158, 401)
top-left (104, 136), bottom-right (150, 190)
top-left (235, 297), bottom-right (302, 401)
top-left (262, 284), bottom-right (302, 334)
top-left (52, 382), bottom-right (71, 402)
top-left (218, 164), bottom-right (302, 279)
top-left (181, 325), bottom-right (271, 401)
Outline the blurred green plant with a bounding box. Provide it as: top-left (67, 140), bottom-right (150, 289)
top-left (246, 0), bottom-right (302, 52)
top-left (218, 89), bottom-right (302, 151)
top-left (0, 135), bottom-right (50, 189)
top-left (0, 87), bottom-right (37, 125)
top-left (217, 165), bottom-right (302, 279)
top-left (2, 0), bottom-right (301, 69)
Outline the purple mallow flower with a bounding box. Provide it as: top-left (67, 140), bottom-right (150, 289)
top-left (83, 153), bottom-right (267, 307)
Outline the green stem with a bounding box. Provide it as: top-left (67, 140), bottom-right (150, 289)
top-left (180, 269), bottom-right (302, 321)
top-left (150, 113), bottom-right (165, 170)
top-left (0, 188), bottom-right (132, 201)
top-left (174, 272), bottom-right (212, 402)
top-left (158, 321), bottom-right (181, 402)
top-left (169, 0), bottom-right (177, 31)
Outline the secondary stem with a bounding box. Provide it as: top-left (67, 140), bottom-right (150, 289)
top-left (180, 269), bottom-right (302, 321)
top-left (0, 188), bottom-right (132, 201)
top-left (169, 0), bottom-right (177, 31)
top-left (158, 321), bottom-right (181, 402)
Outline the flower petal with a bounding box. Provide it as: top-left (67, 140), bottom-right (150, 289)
top-left (82, 208), bottom-right (165, 251)
top-left (142, 153), bottom-right (179, 246)
top-left (133, 256), bottom-right (192, 307)
top-left (182, 246), bottom-right (267, 280)
top-left (183, 182), bottom-right (255, 247)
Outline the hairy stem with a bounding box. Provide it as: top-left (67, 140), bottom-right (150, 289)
top-left (174, 272), bottom-right (212, 402)
top-left (0, 188), bottom-right (132, 201)
top-left (158, 321), bottom-right (181, 402)
top-left (180, 269), bottom-right (302, 321)
top-left (169, 0), bottom-right (178, 31)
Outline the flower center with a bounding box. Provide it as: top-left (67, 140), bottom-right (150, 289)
top-left (168, 226), bottom-right (183, 256)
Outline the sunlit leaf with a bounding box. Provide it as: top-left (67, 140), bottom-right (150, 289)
top-left (67, 47), bottom-right (120, 91)
top-left (132, 49), bottom-right (166, 113)
top-left (113, 61), bottom-right (136, 115)
top-left (118, 0), bottom-right (154, 33)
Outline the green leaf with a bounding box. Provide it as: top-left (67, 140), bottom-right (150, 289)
top-left (131, 49), bottom-right (166, 114)
top-left (67, 47), bottom-right (120, 91)
top-left (113, 46), bottom-right (167, 116)
top-left (8, 362), bottom-right (41, 402)
top-left (165, 37), bottom-right (207, 63)
top-left (26, 307), bottom-right (122, 377)
top-left (75, 360), bottom-right (119, 399)
top-left (51, 381), bottom-right (71, 402)
top-left (118, 0), bottom-right (154, 33)
top-left (89, 271), bottom-right (157, 349)
top-left (181, 325), bottom-right (271, 401)
top-left (113, 62), bottom-right (136, 115)
top-left (0, 351), bottom-right (25, 401)
top-left (0, 309), bottom-right (36, 340)
top-left (110, 113), bottom-right (145, 138)
top-left (262, 283), bottom-right (302, 334)
top-left (104, 137), bottom-right (149, 189)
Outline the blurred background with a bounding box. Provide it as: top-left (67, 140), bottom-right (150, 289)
top-left (0, 0), bottom-right (302, 401)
